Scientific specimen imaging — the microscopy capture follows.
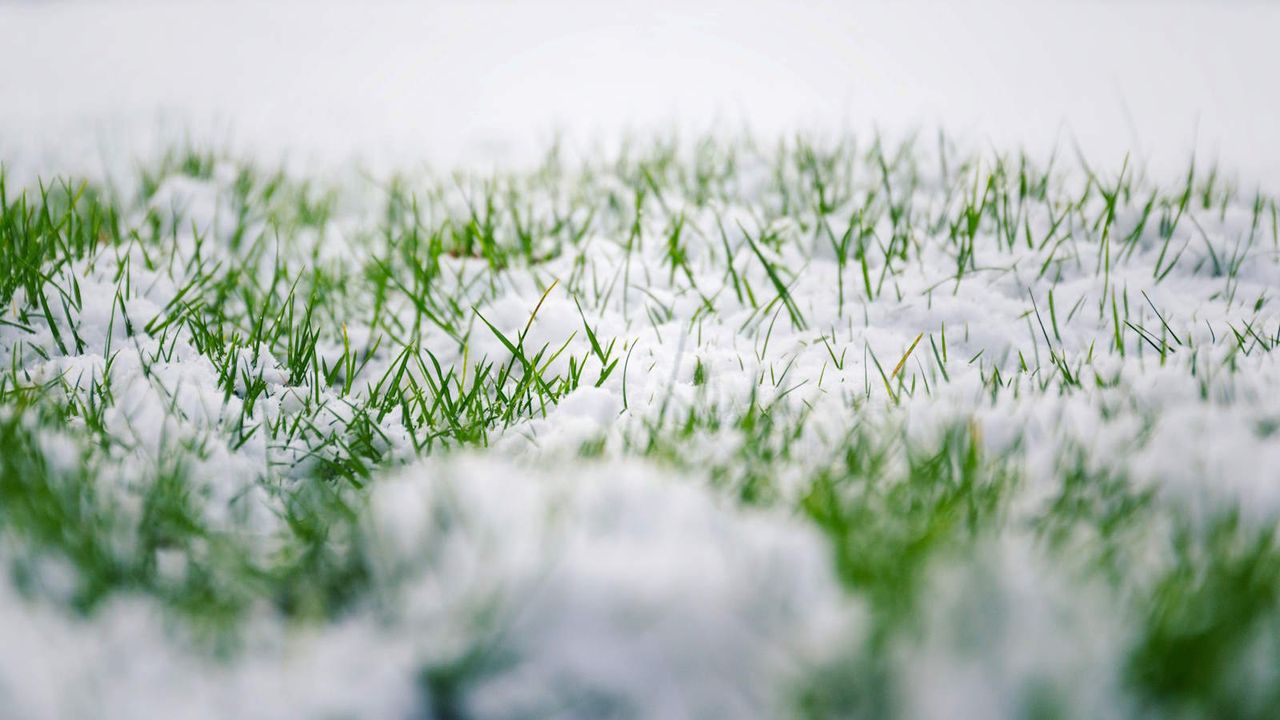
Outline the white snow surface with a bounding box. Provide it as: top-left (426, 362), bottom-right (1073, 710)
top-left (2, 143), bottom-right (1278, 716)
top-left (4, 142), bottom-right (1280, 709)
top-left (2, 1), bottom-right (1280, 718)
top-left (0, 455), bottom-right (853, 719)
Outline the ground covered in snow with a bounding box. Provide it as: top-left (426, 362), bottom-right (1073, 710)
top-left (2, 134), bottom-right (1280, 719)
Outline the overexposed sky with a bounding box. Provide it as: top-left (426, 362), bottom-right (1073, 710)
top-left (2, 0), bottom-right (1277, 185)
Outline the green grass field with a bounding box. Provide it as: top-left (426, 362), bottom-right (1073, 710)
top-left (3, 135), bottom-right (1280, 718)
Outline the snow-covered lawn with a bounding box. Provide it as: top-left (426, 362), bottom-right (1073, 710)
top-left (3, 134), bottom-right (1279, 718)
top-left (4, 2), bottom-right (1280, 718)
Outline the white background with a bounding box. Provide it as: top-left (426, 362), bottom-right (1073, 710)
top-left (2, 0), bottom-right (1277, 185)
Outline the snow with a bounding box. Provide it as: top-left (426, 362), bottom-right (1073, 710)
top-left (2, 0), bottom-right (1280, 716)
top-left (3, 135), bottom-right (1279, 714)
top-left (896, 536), bottom-right (1133, 720)
top-left (0, 455), bottom-right (854, 719)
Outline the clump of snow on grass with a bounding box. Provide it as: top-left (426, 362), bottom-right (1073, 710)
top-left (0, 454), bottom-right (855, 719)
top-left (367, 454), bottom-right (858, 719)
top-left (894, 535), bottom-right (1134, 720)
